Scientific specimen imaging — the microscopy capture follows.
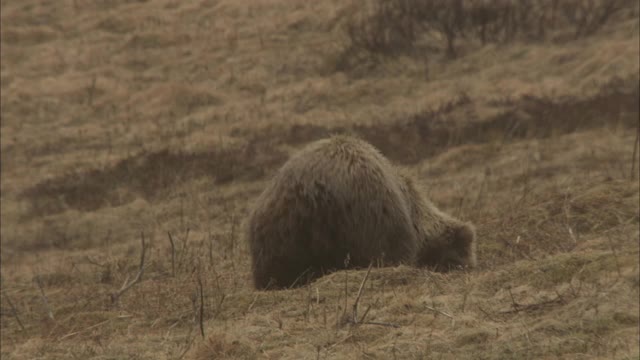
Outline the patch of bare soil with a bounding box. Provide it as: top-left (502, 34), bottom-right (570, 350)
top-left (23, 82), bottom-right (638, 217)
top-left (21, 142), bottom-right (286, 216)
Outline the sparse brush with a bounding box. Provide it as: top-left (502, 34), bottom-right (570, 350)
top-left (339, 0), bottom-right (634, 66)
top-left (110, 232), bottom-right (147, 305)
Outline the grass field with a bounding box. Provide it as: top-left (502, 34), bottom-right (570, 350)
top-left (1, 0), bottom-right (639, 359)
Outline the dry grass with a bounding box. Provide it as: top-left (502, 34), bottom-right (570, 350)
top-left (1, 0), bottom-right (639, 359)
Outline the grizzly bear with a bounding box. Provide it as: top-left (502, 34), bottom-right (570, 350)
top-left (246, 135), bottom-right (476, 289)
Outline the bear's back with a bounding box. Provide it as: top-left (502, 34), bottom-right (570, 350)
top-left (276, 136), bottom-right (405, 210)
top-left (248, 135), bottom-right (419, 288)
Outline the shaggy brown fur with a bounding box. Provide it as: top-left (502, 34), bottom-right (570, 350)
top-left (246, 135), bottom-right (476, 290)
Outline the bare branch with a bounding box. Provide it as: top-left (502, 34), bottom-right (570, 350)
top-left (110, 231), bottom-right (147, 304)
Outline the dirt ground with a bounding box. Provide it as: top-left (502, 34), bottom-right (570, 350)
top-left (1, 0), bottom-right (639, 359)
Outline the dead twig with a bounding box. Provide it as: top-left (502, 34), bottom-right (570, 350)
top-left (58, 319), bottom-right (111, 341)
top-left (34, 275), bottom-right (55, 321)
top-left (359, 321), bottom-right (400, 328)
top-left (424, 305), bottom-right (454, 319)
top-left (86, 75), bottom-right (97, 106)
top-left (631, 123), bottom-right (639, 180)
top-left (499, 296), bottom-right (565, 314)
top-left (473, 167), bottom-right (491, 209)
top-left (357, 297), bottom-right (381, 325)
top-left (606, 235), bottom-right (622, 280)
top-left (207, 230), bottom-right (214, 268)
top-left (352, 263), bottom-right (373, 324)
top-left (177, 228), bottom-right (191, 273)
top-left (197, 271), bottom-right (205, 339)
top-left (342, 254), bottom-right (351, 320)
top-left (2, 284), bottom-right (25, 331)
top-left (247, 293), bottom-right (259, 313)
top-left (343, 271), bottom-right (348, 320)
top-left (477, 304), bottom-right (499, 322)
top-left (176, 327), bottom-right (197, 360)
top-left (305, 283), bottom-right (313, 322)
top-left (568, 277), bottom-right (584, 298)
top-left (327, 334), bottom-right (354, 350)
top-left (507, 286), bottom-right (521, 312)
top-left (288, 267), bottom-right (313, 289)
top-left (168, 231), bottom-right (176, 277)
top-left (215, 294), bottom-right (227, 315)
top-left (82, 256), bottom-right (107, 268)
top-left (520, 318), bottom-right (532, 345)
top-left (359, 304), bottom-right (373, 324)
top-left (424, 270), bottom-right (444, 293)
top-left (110, 232), bottom-right (147, 304)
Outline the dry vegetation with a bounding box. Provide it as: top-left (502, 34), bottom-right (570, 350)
top-left (1, 0), bottom-right (639, 359)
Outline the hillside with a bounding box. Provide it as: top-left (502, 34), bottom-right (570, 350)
top-left (1, 0), bottom-right (639, 359)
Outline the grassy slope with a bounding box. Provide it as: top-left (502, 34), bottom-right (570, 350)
top-left (1, 0), bottom-right (639, 359)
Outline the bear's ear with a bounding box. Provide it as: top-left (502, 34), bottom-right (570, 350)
top-left (451, 223), bottom-right (475, 253)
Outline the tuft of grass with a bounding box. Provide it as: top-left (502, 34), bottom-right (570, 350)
top-left (191, 333), bottom-right (257, 360)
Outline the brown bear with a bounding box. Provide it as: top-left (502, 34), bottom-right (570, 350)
top-left (246, 135), bottom-right (476, 290)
